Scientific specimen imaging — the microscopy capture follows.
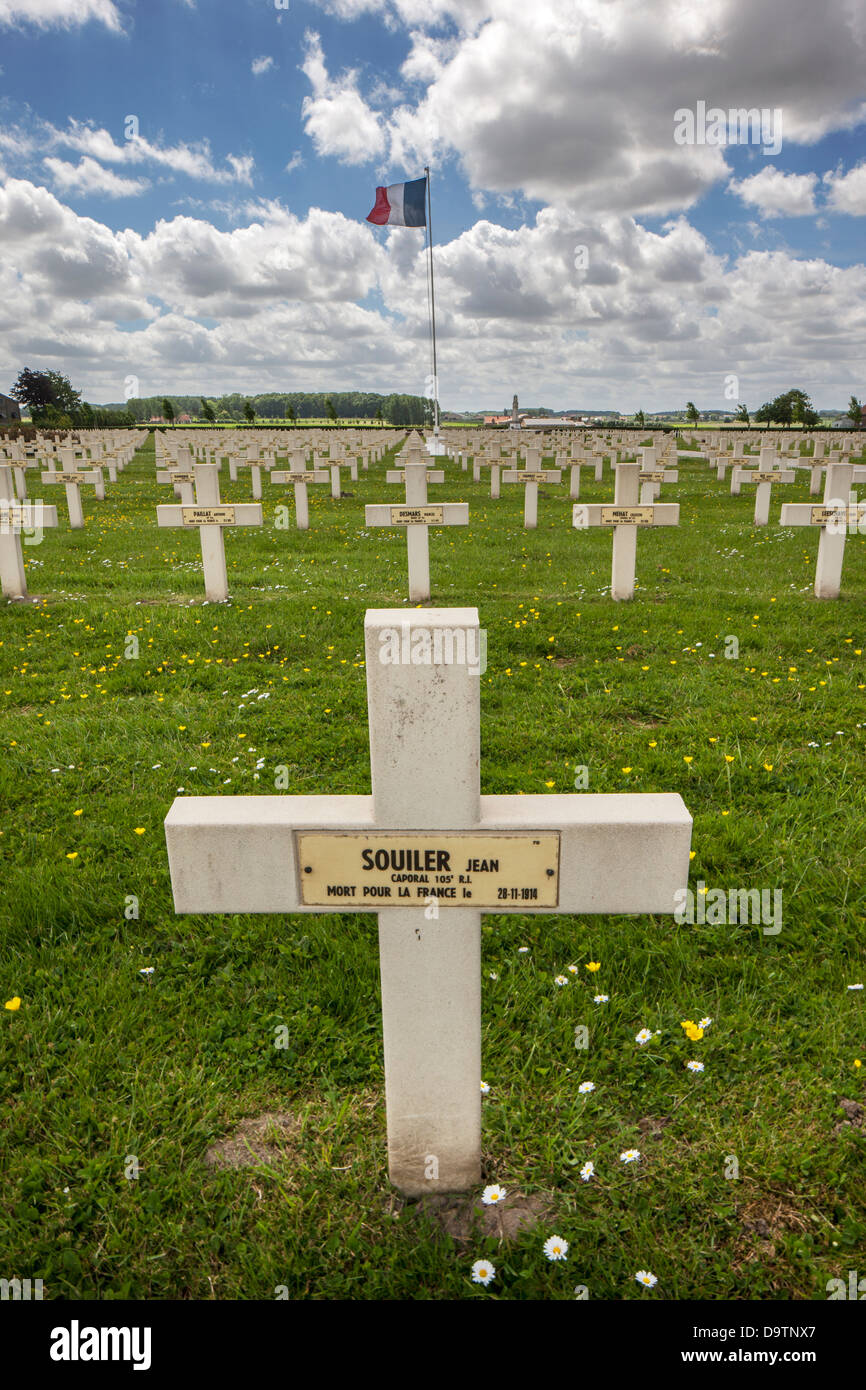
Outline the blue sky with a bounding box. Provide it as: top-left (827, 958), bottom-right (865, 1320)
top-left (1, 0), bottom-right (864, 412)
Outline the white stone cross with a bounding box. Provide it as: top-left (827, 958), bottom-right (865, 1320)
top-left (637, 448), bottom-right (678, 502)
top-left (0, 466), bottom-right (59, 600)
top-left (270, 453), bottom-right (329, 530)
top-left (573, 461), bottom-right (680, 600)
top-left (156, 463), bottom-right (263, 601)
top-left (164, 606), bottom-right (692, 1196)
top-left (501, 453), bottom-right (563, 528)
top-left (779, 461), bottom-right (865, 598)
top-left (156, 467), bottom-right (197, 505)
top-left (365, 460), bottom-right (468, 602)
top-left (735, 465), bottom-right (796, 525)
top-left (40, 450), bottom-right (102, 528)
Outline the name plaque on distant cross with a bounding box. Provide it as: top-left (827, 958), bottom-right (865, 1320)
top-left (296, 831), bottom-right (561, 907)
top-left (750, 471), bottom-right (785, 484)
top-left (809, 505), bottom-right (862, 525)
top-left (388, 505), bottom-right (444, 525)
top-left (55, 472), bottom-right (87, 484)
top-left (638, 471), bottom-right (666, 482)
top-left (180, 506), bottom-right (236, 526)
top-left (600, 505), bottom-right (655, 525)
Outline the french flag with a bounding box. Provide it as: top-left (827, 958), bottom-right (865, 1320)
top-left (366, 176), bottom-right (427, 227)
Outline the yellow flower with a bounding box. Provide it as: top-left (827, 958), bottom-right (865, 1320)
top-left (4, 996), bottom-right (21, 1011)
top-left (586, 961), bottom-right (601, 973)
top-left (648, 740), bottom-right (657, 748)
top-left (764, 763), bottom-right (773, 771)
top-left (622, 766), bottom-right (632, 774)
top-left (133, 827), bottom-right (146, 835)
top-left (855, 1059), bottom-right (862, 1069)
top-left (689, 850), bottom-right (696, 860)
top-left (725, 755), bottom-right (734, 763)
top-left (66, 852), bottom-right (78, 860)
top-left (73, 809), bottom-right (83, 816)
top-left (683, 756), bottom-right (693, 764)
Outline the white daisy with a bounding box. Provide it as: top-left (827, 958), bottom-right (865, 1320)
top-left (481, 1183), bottom-right (506, 1206)
top-left (848, 984), bottom-right (864, 991)
top-left (593, 994), bottom-right (609, 1004)
top-left (698, 1016), bottom-right (713, 1028)
top-left (517, 947), bottom-right (530, 953)
top-left (635, 1270), bottom-right (658, 1288)
top-left (471, 1259), bottom-right (495, 1286)
top-left (578, 1081), bottom-right (595, 1094)
top-left (543, 1234), bottom-right (569, 1261)
top-left (620, 1149), bottom-right (640, 1163)
top-left (686, 1060), bottom-right (705, 1072)
top-left (480, 1080), bottom-right (490, 1094)
top-left (580, 1161), bottom-right (595, 1182)
top-left (139, 967), bottom-right (155, 977)
top-left (567, 964), bottom-right (579, 973)
top-left (635, 1028), bottom-right (652, 1045)
top-left (554, 975), bottom-right (569, 987)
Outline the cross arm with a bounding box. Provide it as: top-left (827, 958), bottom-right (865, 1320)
top-left (164, 792), bottom-right (691, 916)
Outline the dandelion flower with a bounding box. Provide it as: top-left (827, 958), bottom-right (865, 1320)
top-left (635, 1270), bottom-right (658, 1288)
top-left (471, 1259), bottom-right (495, 1286)
top-left (578, 1081), bottom-right (595, 1094)
top-left (481, 1184), bottom-right (506, 1206)
top-left (620, 1149), bottom-right (640, 1164)
top-left (635, 1028), bottom-right (652, 1045)
top-left (580, 1161), bottom-right (595, 1182)
top-left (686, 1060), bottom-right (704, 1073)
top-left (543, 1235), bottom-right (569, 1261)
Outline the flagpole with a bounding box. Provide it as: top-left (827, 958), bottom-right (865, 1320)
top-left (424, 165), bottom-right (440, 437)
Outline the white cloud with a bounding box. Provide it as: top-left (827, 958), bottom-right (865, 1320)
top-left (823, 163), bottom-right (866, 215)
top-left (0, 118), bottom-right (254, 186)
top-left (285, 151), bottom-right (304, 173)
top-left (251, 56), bottom-right (275, 76)
top-left (0, 0), bottom-right (122, 29)
top-left (2, 177), bottom-right (864, 411)
top-left (728, 168), bottom-right (818, 218)
top-left (304, 0), bottom-right (866, 217)
top-left (300, 31), bottom-right (386, 164)
top-left (43, 156), bottom-right (150, 198)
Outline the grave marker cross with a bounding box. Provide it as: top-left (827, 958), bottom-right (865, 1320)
top-left (164, 607), bottom-right (692, 1196)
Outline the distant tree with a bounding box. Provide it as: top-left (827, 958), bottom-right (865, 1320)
top-left (847, 395), bottom-right (862, 426)
top-left (685, 400), bottom-right (700, 426)
top-left (735, 403), bottom-right (750, 426)
top-left (243, 400), bottom-right (256, 423)
top-left (162, 398), bottom-right (175, 423)
top-left (11, 367), bottom-right (82, 421)
top-left (286, 403), bottom-right (296, 424)
top-left (375, 407), bottom-right (383, 424)
top-left (325, 397), bottom-right (337, 422)
top-left (200, 397), bottom-right (216, 424)
top-left (634, 408), bottom-right (646, 428)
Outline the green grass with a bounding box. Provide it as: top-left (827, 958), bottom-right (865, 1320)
top-left (1, 433), bottom-right (864, 1300)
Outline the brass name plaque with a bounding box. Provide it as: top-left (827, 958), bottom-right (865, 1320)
top-left (55, 472), bottom-right (87, 483)
top-left (639, 471), bottom-right (666, 482)
top-left (392, 471), bottom-right (441, 481)
top-left (168, 472), bottom-right (196, 483)
top-left (297, 832), bottom-right (560, 907)
top-left (810, 505), bottom-right (865, 525)
top-left (389, 506), bottom-right (444, 525)
top-left (515, 472), bottom-right (550, 483)
top-left (288, 471), bottom-right (325, 483)
top-left (181, 506), bottom-right (236, 526)
top-left (600, 506), bottom-right (654, 525)
top-left (750, 472), bottom-right (785, 483)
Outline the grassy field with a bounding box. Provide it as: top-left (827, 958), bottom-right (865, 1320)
top-left (1, 432), bottom-right (864, 1301)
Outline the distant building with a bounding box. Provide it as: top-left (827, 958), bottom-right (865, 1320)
top-left (0, 393), bottom-right (21, 422)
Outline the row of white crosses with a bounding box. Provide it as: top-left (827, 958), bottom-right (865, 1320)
top-left (164, 605), bottom-right (692, 1195)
